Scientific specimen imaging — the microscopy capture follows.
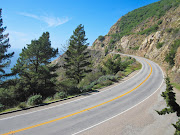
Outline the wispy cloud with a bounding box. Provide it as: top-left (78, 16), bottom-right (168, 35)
top-left (18, 12), bottom-right (39, 20)
top-left (18, 12), bottom-right (70, 27)
top-left (42, 16), bottom-right (69, 27)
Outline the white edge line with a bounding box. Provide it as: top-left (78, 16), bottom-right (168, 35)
top-left (0, 55), bottom-right (144, 121)
top-left (72, 59), bottom-right (165, 135)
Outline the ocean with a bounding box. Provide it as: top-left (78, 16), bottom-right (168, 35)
top-left (3, 48), bottom-right (59, 80)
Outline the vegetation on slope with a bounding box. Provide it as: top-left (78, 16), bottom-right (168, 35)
top-left (138, 24), bottom-right (159, 35)
top-left (156, 42), bottom-right (164, 49)
top-left (110, 0), bottom-right (180, 41)
top-left (78, 54), bottom-right (141, 92)
top-left (165, 39), bottom-right (180, 66)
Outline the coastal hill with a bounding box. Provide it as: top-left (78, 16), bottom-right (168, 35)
top-left (92, 0), bottom-right (180, 84)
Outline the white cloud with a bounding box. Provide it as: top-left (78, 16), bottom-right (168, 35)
top-left (42, 16), bottom-right (69, 27)
top-left (18, 12), bottom-right (70, 27)
top-left (18, 12), bottom-right (39, 20)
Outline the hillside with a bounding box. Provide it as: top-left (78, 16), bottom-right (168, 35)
top-left (92, 0), bottom-right (180, 84)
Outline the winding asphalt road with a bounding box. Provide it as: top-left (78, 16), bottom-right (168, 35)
top-left (0, 54), bottom-right (164, 135)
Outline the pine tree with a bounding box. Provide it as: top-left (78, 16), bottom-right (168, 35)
top-left (64, 24), bottom-right (91, 84)
top-left (12, 32), bottom-right (58, 98)
top-left (0, 9), bottom-right (14, 84)
top-left (156, 77), bottom-right (180, 134)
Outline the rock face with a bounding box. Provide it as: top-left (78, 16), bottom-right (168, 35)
top-left (92, 5), bottom-right (180, 83)
top-left (93, 36), bottom-right (112, 51)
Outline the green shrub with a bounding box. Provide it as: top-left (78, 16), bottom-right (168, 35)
top-left (83, 81), bottom-right (98, 91)
top-left (132, 46), bottom-right (139, 50)
top-left (111, 33), bottom-right (121, 41)
top-left (108, 75), bottom-right (118, 82)
top-left (18, 102), bottom-right (27, 109)
top-left (166, 28), bottom-right (173, 33)
top-left (105, 47), bottom-right (108, 56)
top-left (43, 97), bottom-right (53, 103)
top-left (103, 56), bottom-right (123, 74)
top-left (113, 54), bottom-right (120, 60)
top-left (116, 71), bottom-right (126, 78)
top-left (121, 60), bottom-right (130, 70)
top-left (165, 39), bottom-right (180, 66)
top-left (156, 42), bottom-right (164, 49)
top-left (110, 44), bottom-right (115, 50)
top-left (93, 84), bottom-right (103, 90)
top-left (109, 39), bottom-right (116, 50)
top-left (130, 62), bottom-right (142, 71)
top-left (165, 28), bottom-right (179, 36)
top-left (93, 80), bottom-right (114, 90)
top-left (101, 43), bottom-right (104, 47)
top-left (98, 35), bottom-right (105, 41)
top-left (157, 20), bottom-right (163, 25)
top-left (97, 75), bottom-right (118, 83)
top-left (172, 83), bottom-right (180, 90)
top-left (138, 25), bottom-right (158, 35)
top-left (82, 84), bottom-right (94, 92)
top-left (78, 72), bottom-right (103, 89)
top-left (0, 87), bottom-right (17, 107)
top-left (99, 80), bottom-right (113, 86)
top-left (173, 28), bottom-right (179, 35)
top-left (54, 91), bottom-right (67, 99)
top-left (117, 49), bottom-right (121, 52)
top-left (82, 75), bottom-right (118, 91)
top-left (131, 58), bottom-right (136, 63)
top-left (0, 104), bottom-right (4, 111)
top-left (109, 39), bottom-right (115, 45)
top-left (124, 66), bottom-right (133, 76)
top-left (27, 95), bottom-right (43, 106)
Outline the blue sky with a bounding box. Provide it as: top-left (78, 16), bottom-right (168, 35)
top-left (1, 0), bottom-right (159, 50)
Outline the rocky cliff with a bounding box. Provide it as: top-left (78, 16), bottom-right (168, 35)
top-left (92, 0), bottom-right (180, 83)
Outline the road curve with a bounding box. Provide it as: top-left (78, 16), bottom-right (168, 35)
top-left (0, 54), bottom-right (164, 135)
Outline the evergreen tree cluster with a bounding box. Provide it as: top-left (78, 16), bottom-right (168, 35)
top-left (12, 32), bottom-right (59, 99)
top-left (0, 31), bottom-right (59, 109)
top-left (0, 10), bottom-right (92, 110)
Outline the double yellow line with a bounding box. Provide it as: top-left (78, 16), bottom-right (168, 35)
top-left (2, 59), bottom-right (152, 135)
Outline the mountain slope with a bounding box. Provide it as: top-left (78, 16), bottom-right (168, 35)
top-left (92, 0), bottom-right (180, 84)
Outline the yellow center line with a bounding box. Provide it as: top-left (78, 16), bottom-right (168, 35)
top-left (1, 59), bottom-right (152, 135)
